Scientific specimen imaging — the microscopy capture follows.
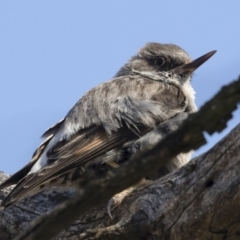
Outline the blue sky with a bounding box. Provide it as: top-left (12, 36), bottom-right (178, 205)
top-left (0, 1), bottom-right (239, 174)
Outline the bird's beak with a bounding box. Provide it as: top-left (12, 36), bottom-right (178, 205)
top-left (172, 50), bottom-right (217, 74)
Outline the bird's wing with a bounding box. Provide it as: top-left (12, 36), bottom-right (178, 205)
top-left (41, 118), bottom-right (65, 138)
top-left (1, 125), bottom-right (134, 207)
top-left (0, 119), bottom-right (65, 190)
top-left (1, 96), bottom-right (174, 207)
top-left (0, 119), bottom-right (65, 189)
top-left (0, 135), bottom-right (53, 190)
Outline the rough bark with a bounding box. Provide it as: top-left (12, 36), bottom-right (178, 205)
top-left (0, 78), bottom-right (240, 240)
top-left (1, 123), bottom-right (240, 240)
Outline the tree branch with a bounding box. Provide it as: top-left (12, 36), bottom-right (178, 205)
top-left (79, 123), bottom-right (240, 240)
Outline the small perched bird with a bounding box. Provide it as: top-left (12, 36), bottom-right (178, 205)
top-left (0, 43), bottom-right (216, 207)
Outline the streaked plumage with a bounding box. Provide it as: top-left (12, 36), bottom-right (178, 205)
top-left (0, 43), bottom-right (216, 207)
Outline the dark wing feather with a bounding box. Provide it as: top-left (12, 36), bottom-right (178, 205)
top-left (0, 136), bottom-right (53, 190)
top-left (41, 118), bottom-right (65, 138)
top-left (0, 119), bottom-right (64, 190)
top-left (1, 126), bottom-right (135, 207)
top-left (0, 162), bottom-right (35, 190)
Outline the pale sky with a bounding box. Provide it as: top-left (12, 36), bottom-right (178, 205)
top-left (0, 1), bottom-right (239, 173)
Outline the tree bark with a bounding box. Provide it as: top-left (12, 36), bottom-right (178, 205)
top-left (0, 78), bottom-right (240, 240)
top-left (1, 123), bottom-right (240, 240)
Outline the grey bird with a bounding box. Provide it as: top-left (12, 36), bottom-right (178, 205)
top-left (0, 42), bottom-right (216, 207)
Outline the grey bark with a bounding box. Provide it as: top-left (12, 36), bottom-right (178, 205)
top-left (1, 123), bottom-right (240, 240)
top-left (0, 77), bottom-right (240, 240)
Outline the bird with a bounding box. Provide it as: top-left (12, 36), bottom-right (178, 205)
top-left (0, 42), bottom-right (216, 208)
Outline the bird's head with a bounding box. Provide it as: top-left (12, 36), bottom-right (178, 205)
top-left (115, 42), bottom-right (216, 83)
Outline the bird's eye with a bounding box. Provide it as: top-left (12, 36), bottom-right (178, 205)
top-left (154, 57), bottom-right (165, 68)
